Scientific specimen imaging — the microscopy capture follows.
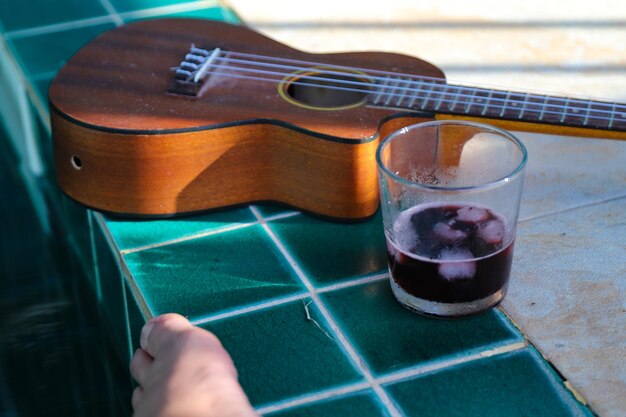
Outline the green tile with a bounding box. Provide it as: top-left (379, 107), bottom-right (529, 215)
top-left (321, 280), bottom-right (521, 376)
top-left (8, 23), bottom-right (115, 76)
top-left (110, 0), bottom-right (206, 13)
top-left (266, 391), bottom-right (391, 417)
top-left (105, 207), bottom-right (255, 250)
top-left (0, 0), bottom-right (107, 32)
top-left (123, 5), bottom-right (240, 22)
top-left (93, 219), bottom-right (132, 360)
top-left (0, 179), bottom-right (48, 286)
top-left (199, 300), bottom-right (363, 407)
top-left (33, 77), bottom-right (53, 107)
top-left (31, 103), bottom-right (53, 173)
top-left (253, 203), bottom-right (298, 218)
top-left (269, 211), bottom-right (388, 285)
top-left (385, 348), bottom-right (592, 417)
top-left (62, 196), bottom-right (95, 279)
top-left (124, 225), bottom-right (304, 320)
top-left (124, 281), bottom-right (147, 353)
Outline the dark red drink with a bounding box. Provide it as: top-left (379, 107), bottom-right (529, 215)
top-left (386, 203), bottom-right (514, 316)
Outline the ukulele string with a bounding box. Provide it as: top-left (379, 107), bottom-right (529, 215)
top-left (211, 50), bottom-right (626, 116)
top-left (178, 47), bottom-right (626, 117)
top-left (195, 69), bottom-right (622, 124)
top-left (187, 55), bottom-right (625, 122)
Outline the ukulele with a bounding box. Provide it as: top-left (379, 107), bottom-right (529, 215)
top-left (49, 19), bottom-right (626, 220)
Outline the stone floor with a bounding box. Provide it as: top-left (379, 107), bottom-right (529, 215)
top-left (226, 1), bottom-right (626, 415)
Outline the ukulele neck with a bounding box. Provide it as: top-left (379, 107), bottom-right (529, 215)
top-left (367, 77), bottom-right (626, 136)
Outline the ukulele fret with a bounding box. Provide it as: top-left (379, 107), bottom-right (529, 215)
top-left (499, 91), bottom-right (512, 117)
top-left (464, 89), bottom-right (477, 113)
top-left (518, 93), bottom-right (529, 119)
top-left (395, 78), bottom-right (411, 107)
top-left (608, 103), bottom-right (617, 129)
top-left (583, 101), bottom-right (592, 125)
top-left (384, 78), bottom-right (401, 106)
top-left (408, 81), bottom-right (427, 108)
top-left (559, 97), bottom-right (571, 123)
top-left (481, 90), bottom-right (493, 116)
top-left (417, 81), bottom-right (446, 111)
top-left (434, 86), bottom-right (447, 111)
top-left (448, 87), bottom-right (461, 111)
top-left (564, 99), bottom-right (588, 126)
top-left (372, 77), bottom-right (392, 105)
top-left (538, 95), bottom-right (549, 121)
top-left (523, 95), bottom-right (545, 120)
top-left (465, 89), bottom-right (489, 115)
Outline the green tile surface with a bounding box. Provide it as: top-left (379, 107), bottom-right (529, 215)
top-left (385, 348), bottom-right (592, 417)
top-left (94, 217), bottom-right (134, 360)
top-left (321, 280), bottom-right (521, 375)
top-left (269, 211), bottom-right (388, 285)
top-left (124, 280), bottom-right (147, 353)
top-left (0, 0), bottom-right (107, 32)
top-left (266, 391), bottom-right (391, 417)
top-left (200, 300), bottom-right (363, 407)
top-left (105, 207), bottom-right (255, 250)
top-left (253, 203), bottom-right (298, 218)
top-left (0, 124), bottom-right (133, 417)
top-left (33, 77), bottom-right (53, 107)
top-left (31, 102), bottom-right (53, 169)
top-left (61, 195), bottom-right (96, 283)
top-left (129, 5), bottom-right (239, 21)
top-left (124, 225), bottom-right (305, 320)
top-left (110, 0), bottom-right (201, 13)
top-left (8, 23), bottom-right (115, 76)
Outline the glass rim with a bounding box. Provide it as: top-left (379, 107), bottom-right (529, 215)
top-left (376, 120), bottom-right (528, 192)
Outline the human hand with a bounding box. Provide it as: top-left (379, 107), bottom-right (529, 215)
top-left (130, 313), bottom-right (258, 417)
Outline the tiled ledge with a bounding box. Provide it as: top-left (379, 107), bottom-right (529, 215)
top-left (1, 1), bottom-right (623, 416)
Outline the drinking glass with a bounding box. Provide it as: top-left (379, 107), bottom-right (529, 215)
top-left (376, 120), bottom-right (527, 317)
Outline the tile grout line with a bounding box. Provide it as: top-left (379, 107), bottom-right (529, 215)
top-left (4, 0), bottom-right (221, 40)
top-left (519, 193), bottom-right (626, 224)
top-left (495, 306), bottom-right (594, 409)
top-left (120, 221), bottom-right (260, 254)
top-left (190, 273), bottom-right (388, 326)
top-left (87, 211), bottom-right (103, 302)
top-left (317, 272), bottom-right (389, 293)
top-left (256, 341), bottom-right (529, 415)
top-left (0, 35), bottom-right (52, 132)
top-left (248, 206), bottom-right (404, 417)
top-left (97, 0), bottom-right (124, 27)
top-left (376, 341), bottom-right (528, 385)
top-left (28, 70), bottom-right (59, 81)
top-left (190, 292), bottom-right (309, 326)
top-left (92, 211), bottom-right (155, 320)
top-left (255, 382), bottom-right (371, 415)
top-left (5, 15), bottom-right (117, 40)
top-left (118, 0), bottom-right (222, 21)
top-left (119, 272), bottom-right (135, 360)
top-left (120, 210), bottom-right (300, 255)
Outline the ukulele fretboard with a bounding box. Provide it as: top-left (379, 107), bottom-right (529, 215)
top-left (367, 76), bottom-right (626, 132)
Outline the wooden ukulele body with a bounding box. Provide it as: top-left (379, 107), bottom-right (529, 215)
top-left (50, 19), bottom-right (441, 219)
top-left (50, 19), bottom-right (625, 219)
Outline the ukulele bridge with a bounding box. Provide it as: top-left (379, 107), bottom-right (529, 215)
top-left (169, 45), bottom-right (223, 96)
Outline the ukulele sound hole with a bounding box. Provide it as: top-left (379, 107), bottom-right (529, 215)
top-left (281, 69), bottom-right (370, 110)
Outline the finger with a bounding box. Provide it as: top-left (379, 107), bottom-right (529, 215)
top-left (140, 313), bottom-right (192, 357)
top-left (129, 348), bottom-right (153, 386)
top-left (131, 386), bottom-right (143, 411)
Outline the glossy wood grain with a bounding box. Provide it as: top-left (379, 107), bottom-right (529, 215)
top-left (49, 19), bottom-right (625, 219)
